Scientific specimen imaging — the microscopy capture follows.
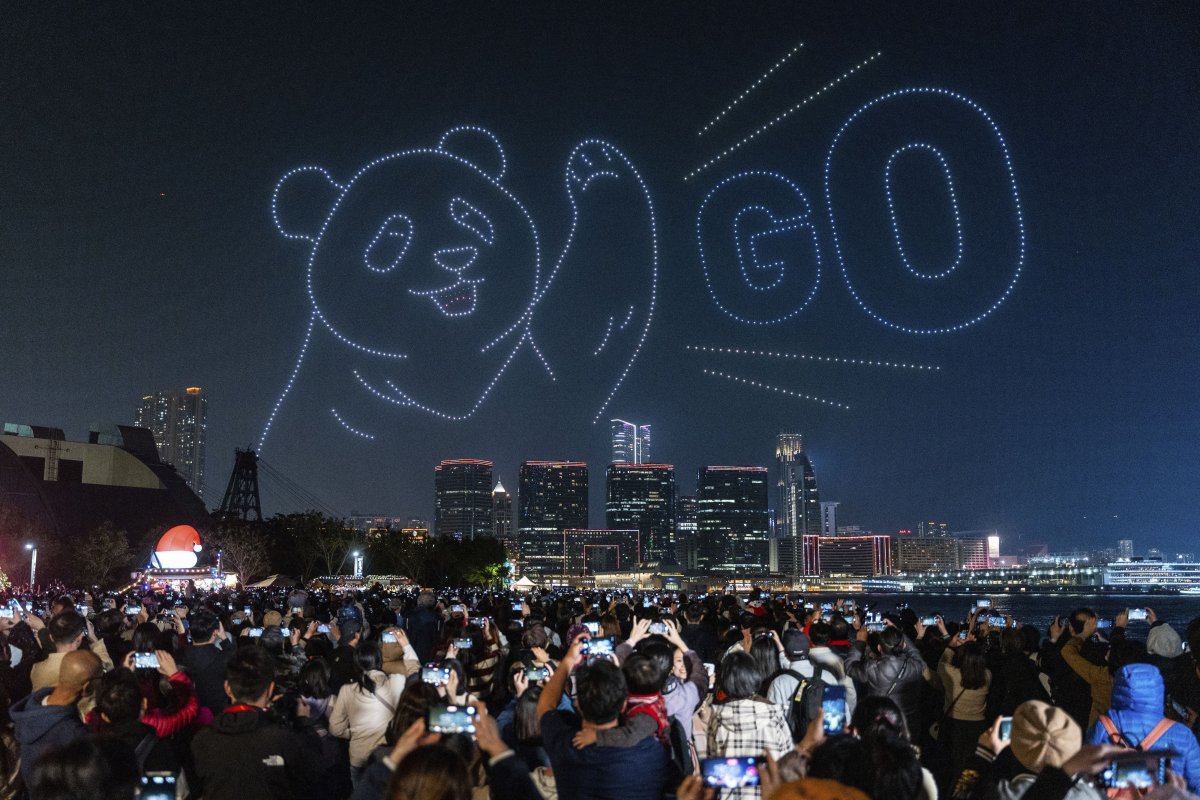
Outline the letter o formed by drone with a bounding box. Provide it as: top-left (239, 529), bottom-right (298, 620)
top-left (824, 87), bottom-right (1026, 335)
top-left (697, 171), bottom-right (822, 325)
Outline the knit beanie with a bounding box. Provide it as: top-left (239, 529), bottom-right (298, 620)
top-left (1011, 700), bottom-right (1081, 772)
top-left (262, 610), bottom-right (283, 628)
top-left (1147, 624), bottom-right (1183, 658)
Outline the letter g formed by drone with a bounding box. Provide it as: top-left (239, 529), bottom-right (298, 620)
top-left (259, 126), bottom-right (658, 447)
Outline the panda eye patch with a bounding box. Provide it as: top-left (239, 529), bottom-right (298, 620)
top-left (363, 214), bottom-right (414, 273)
top-left (449, 197), bottom-right (495, 245)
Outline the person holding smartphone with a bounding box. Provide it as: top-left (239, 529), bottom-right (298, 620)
top-left (328, 641), bottom-right (409, 786)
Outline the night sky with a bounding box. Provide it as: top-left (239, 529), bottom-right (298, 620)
top-left (2, 4), bottom-right (1197, 553)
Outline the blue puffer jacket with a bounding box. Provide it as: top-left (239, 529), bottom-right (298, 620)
top-left (1086, 663), bottom-right (1200, 793)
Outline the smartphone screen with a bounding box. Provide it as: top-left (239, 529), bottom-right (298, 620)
top-left (317, 623), bottom-right (330, 634)
top-left (649, 621), bottom-right (668, 635)
top-left (1128, 608), bottom-right (1148, 622)
top-left (512, 602), bottom-right (523, 613)
top-left (921, 616), bottom-right (938, 626)
top-left (999, 717), bottom-right (1013, 741)
top-left (280, 627), bottom-right (291, 637)
top-left (124, 604), bottom-right (141, 616)
top-left (427, 704), bottom-right (477, 734)
top-left (525, 667), bottom-right (549, 681)
top-left (381, 632), bottom-right (398, 644)
top-left (452, 637), bottom-right (473, 650)
top-left (248, 627), bottom-right (264, 637)
top-left (583, 636), bottom-right (615, 656)
top-left (822, 686), bottom-right (847, 734)
top-left (975, 599), bottom-right (991, 609)
top-left (1100, 757), bottom-right (1166, 789)
top-left (0, 608), bottom-right (14, 619)
top-left (139, 772), bottom-right (177, 800)
top-left (701, 756), bottom-right (760, 788)
top-left (133, 652), bottom-right (160, 670)
top-left (583, 621), bottom-right (601, 635)
top-left (421, 664), bottom-right (450, 685)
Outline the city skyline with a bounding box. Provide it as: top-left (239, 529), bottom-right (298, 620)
top-left (1, 6), bottom-right (1196, 554)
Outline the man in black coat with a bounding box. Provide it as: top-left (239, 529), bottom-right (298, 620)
top-left (404, 591), bottom-right (443, 664)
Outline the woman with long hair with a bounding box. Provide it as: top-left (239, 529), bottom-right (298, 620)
top-left (935, 638), bottom-right (991, 790)
top-left (329, 641), bottom-right (408, 786)
top-left (707, 651), bottom-right (793, 799)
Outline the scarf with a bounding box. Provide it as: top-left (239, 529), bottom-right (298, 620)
top-left (625, 692), bottom-right (670, 745)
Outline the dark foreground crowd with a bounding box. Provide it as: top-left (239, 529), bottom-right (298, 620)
top-left (0, 584), bottom-right (1196, 800)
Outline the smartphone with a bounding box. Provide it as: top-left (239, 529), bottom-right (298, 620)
top-left (427, 704), bottom-right (477, 734)
top-left (421, 664), bottom-right (451, 685)
top-left (451, 636), bottom-right (473, 650)
top-left (469, 616), bottom-right (489, 628)
top-left (987, 616), bottom-right (1006, 627)
top-left (76, 603), bottom-right (89, 616)
top-left (583, 636), bottom-right (615, 656)
top-left (1128, 608), bottom-right (1149, 622)
top-left (701, 756), bottom-right (760, 788)
top-left (124, 604), bottom-right (141, 616)
top-left (248, 627), bottom-right (264, 638)
top-left (822, 685), bottom-right (848, 734)
top-left (291, 607), bottom-right (303, 615)
top-left (1096, 618), bottom-right (1113, 630)
top-left (921, 616), bottom-right (939, 626)
top-left (975, 599), bottom-right (991, 609)
top-left (0, 608), bottom-right (14, 619)
top-left (866, 622), bottom-right (886, 633)
top-left (280, 627), bottom-right (291, 637)
top-left (524, 666), bottom-right (549, 681)
top-left (820, 603), bottom-right (833, 612)
top-left (450, 604), bottom-right (466, 615)
top-left (1169, 698), bottom-right (1190, 719)
top-left (649, 621), bottom-right (668, 635)
top-left (243, 606), bottom-right (252, 616)
top-left (133, 652), bottom-right (160, 670)
top-left (511, 602), bottom-right (523, 613)
top-left (999, 716), bottom-right (1013, 741)
top-left (583, 621), bottom-right (601, 635)
top-left (138, 772), bottom-right (177, 800)
top-left (1100, 752), bottom-right (1172, 789)
top-left (959, 631), bottom-right (969, 641)
top-left (317, 623), bottom-right (330, 634)
top-left (381, 631), bottom-right (399, 644)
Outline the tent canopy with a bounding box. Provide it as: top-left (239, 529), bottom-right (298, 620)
top-left (247, 574), bottom-right (298, 588)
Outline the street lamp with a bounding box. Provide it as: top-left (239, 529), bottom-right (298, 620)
top-left (24, 543), bottom-right (37, 587)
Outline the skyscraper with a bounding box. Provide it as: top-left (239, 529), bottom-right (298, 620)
top-left (492, 481), bottom-right (513, 541)
top-left (517, 461), bottom-right (588, 530)
top-left (775, 433), bottom-right (819, 579)
top-left (1118, 539), bottom-right (1134, 558)
top-left (611, 419), bottom-right (651, 464)
top-left (675, 495), bottom-right (699, 569)
top-left (605, 463), bottom-right (676, 561)
top-left (135, 387), bottom-right (208, 497)
top-left (697, 465), bottom-right (769, 570)
top-left (433, 459), bottom-right (493, 540)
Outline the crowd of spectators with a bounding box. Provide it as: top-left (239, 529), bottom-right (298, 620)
top-left (0, 584), bottom-right (1196, 800)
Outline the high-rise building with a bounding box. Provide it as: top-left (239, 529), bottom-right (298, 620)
top-left (605, 463), bottom-right (676, 561)
top-left (675, 495), bottom-right (699, 570)
top-left (518, 528), bottom-right (641, 578)
top-left (821, 502), bottom-right (840, 538)
top-left (611, 420), bottom-right (652, 464)
top-left (434, 459), bottom-right (493, 540)
top-left (1118, 539), bottom-right (1134, 558)
top-left (135, 387), bottom-right (208, 497)
top-left (809, 534), bottom-right (893, 577)
top-left (893, 536), bottom-right (961, 573)
top-left (775, 433), bottom-right (820, 579)
top-left (517, 461), bottom-right (588, 530)
top-left (492, 481), bottom-right (513, 542)
top-left (918, 521), bottom-right (950, 538)
top-left (697, 465), bottom-right (769, 570)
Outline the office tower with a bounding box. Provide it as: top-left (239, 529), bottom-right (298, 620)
top-left (820, 502), bottom-right (840, 538)
top-left (1118, 539), bottom-right (1133, 558)
top-left (697, 465), bottom-right (769, 570)
top-left (492, 481), bottom-right (513, 541)
top-left (433, 459), bottom-right (493, 540)
top-left (611, 419), bottom-right (652, 464)
top-left (605, 463), bottom-right (676, 561)
top-left (135, 387), bottom-right (208, 497)
top-left (811, 535), bottom-right (893, 577)
top-left (676, 495), bottom-right (699, 570)
top-left (893, 536), bottom-right (961, 572)
top-left (775, 433), bottom-right (820, 579)
top-left (517, 461), bottom-right (588, 530)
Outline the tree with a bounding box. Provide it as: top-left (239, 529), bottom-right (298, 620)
top-left (271, 512), bottom-right (353, 579)
top-left (209, 524), bottom-right (271, 585)
top-left (68, 522), bottom-right (136, 588)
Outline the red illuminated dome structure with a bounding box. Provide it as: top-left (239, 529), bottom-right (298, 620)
top-left (152, 525), bottom-right (203, 569)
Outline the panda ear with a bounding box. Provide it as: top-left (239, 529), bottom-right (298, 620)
top-left (272, 166), bottom-right (343, 242)
top-left (437, 126), bottom-right (507, 181)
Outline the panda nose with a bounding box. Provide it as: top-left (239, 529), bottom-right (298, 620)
top-left (433, 246), bottom-right (478, 274)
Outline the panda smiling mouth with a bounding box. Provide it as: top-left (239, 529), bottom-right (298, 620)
top-left (408, 277), bottom-right (484, 318)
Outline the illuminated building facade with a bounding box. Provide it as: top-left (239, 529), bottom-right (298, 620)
top-left (605, 463), bottom-right (676, 561)
top-left (434, 459), bottom-right (493, 541)
top-left (517, 528), bottom-right (641, 579)
top-left (135, 387), bottom-right (207, 497)
top-left (775, 433), bottom-right (819, 580)
top-left (675, 495), bottom-right (699, 569)
top-left (517, 461), bottom-right (588, 531)
top-left (809, 534), bottom-right (893, 577)
top-left (492, 481), bottom-right (513, 542)
top-left (697, 465), bottom-right (769, 570)
top-left (611, 420), bottom-right (652, 464)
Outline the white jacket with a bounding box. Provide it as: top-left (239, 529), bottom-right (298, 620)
top-left (329, 670), bottom-right (407, 766)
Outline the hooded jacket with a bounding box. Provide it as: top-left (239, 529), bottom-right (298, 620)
top-left (191, 706), bottom-right (323, 800)
top-left (1085, 663), bottom-right (1200, 794)
top-left (844, 637), bottom-right (926, 734)
top-left (10, 689), bottom-right (86, 785)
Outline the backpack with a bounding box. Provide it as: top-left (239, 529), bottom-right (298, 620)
top-left (1097, 714), bottom-right (1175, 800)
top-left (770, 663), bottom-right (826, 742)
top-left (660, 716), bottom-right (697, 799)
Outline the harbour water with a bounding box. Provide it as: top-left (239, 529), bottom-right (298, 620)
top-left (803, 592), bottom-right (1200, 635)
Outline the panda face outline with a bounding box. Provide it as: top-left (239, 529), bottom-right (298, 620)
top-left (305, 147), bottom-right (542, 367)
